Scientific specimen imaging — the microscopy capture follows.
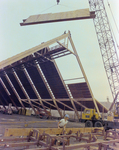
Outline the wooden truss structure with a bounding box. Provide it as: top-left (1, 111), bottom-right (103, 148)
top-left (0, 31), bottom-right (107, 119)
top-left (1, 128), bottom-right (119, 150)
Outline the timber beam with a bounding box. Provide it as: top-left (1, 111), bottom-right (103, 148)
top-left (4, 127), bottom-right (104, 137)
top-left (1, 128), bottom-right (119, 150)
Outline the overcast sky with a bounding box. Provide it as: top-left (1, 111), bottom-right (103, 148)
top-left (0, 0), bottom-right (119, 102)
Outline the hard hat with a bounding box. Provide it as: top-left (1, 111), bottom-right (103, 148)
top-left (65, 114), bottom-right (69, 118)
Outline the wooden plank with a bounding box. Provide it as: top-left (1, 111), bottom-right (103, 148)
top-left (25, 148), bottom-right (49, 150)
top-left (54, 139), bottom-right (119, 150)
top-left (4, 127), bottom-right (104, 137)
top-left (4, 141), bottom-right (37, 148)
top-left (109, 146), bottom-right (119, 150)
top-left (68, 30), bottom-right (101, 117)
top-left (20, 9), bottom-right (95, 26)
top-left (0, 137), bottom-right (28, 142)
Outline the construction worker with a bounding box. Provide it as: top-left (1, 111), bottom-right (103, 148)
top-left (58, 114), bottom-right (69, 131)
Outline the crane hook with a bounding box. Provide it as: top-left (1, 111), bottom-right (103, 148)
top-left (57, 0), bottom-right (60, 5)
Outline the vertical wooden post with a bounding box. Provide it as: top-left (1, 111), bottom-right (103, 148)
top-left (68, 31), bottom-right (101, 118)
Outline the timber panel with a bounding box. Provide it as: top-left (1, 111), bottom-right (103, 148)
top-left (0, 76), bottom-right (21, 107)
top-left (40, 60), bottom-right (69, 99)
top-left (15, 68), bottom-right (37, 99)
top-left (20, 9), bottom-right (95, 26)
top-left (25, 65), bottom-right (51, 99)
top-left (68, 82), bottom-right (92, 98)
top-left (7, 69), bottom-right (26, 99)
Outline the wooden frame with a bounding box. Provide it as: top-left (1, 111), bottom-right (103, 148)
top-left (2, 128), bottom-right (119, 150)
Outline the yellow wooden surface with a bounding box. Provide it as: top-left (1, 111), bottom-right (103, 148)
top-left (107, 116), bottom-right (113, 121)
top-left (25, 109), bottom-right (32, 116)
top-left (0, 33), bottom-right (69, 70)
top-left (4, 127), bottom-right (104, 137)
top-left (25, 9), bottom-right (90, 24)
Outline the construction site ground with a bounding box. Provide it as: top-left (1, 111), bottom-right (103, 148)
top-left (0, 113), bottom-right (85, 150)
top-left (0, 113), bottom-right (84, 137)
top-left (0, 113), bottom-right (119, 150)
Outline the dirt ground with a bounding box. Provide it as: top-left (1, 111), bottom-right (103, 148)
top-left (0, 113), bottom-right (117, 150)
top-left (0, 113), bottom-right (84, 137)
top-left (0, 113), bottom-right (85, 150)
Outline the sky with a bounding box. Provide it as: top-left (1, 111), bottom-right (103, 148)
top-left (0, 0), bottom-right (119, 102)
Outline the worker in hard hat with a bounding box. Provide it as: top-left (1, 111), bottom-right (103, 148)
top-left (58, 114), bottom-right (69, 131)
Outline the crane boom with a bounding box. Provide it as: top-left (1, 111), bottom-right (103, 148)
top-left (88, 0), bottom-right (119, 110)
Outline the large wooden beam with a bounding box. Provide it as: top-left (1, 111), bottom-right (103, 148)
top-left (57, 139), bottom-right (119, 150)
top-left (68, 31), bottom-right (101, 117)
top-left (0, 33), bottom-right (69, 70)
top-left (4, 127), bottom-right (104, 137)
top-left (20, 9), bottom-right (95, 26)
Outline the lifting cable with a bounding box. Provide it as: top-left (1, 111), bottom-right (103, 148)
top-left (38, 2), bottom-right (74, 14)
top-left (106, 0), bottom-right (119, 49)
top-left (39, 4), bottom-right (57, 14)
top-left (38, 1), bottom-right (60, 14)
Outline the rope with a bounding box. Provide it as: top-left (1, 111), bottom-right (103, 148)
top-left (39, 4), bottom-right (57, 14)
top-left (38, 3), bottom-right (77, 15)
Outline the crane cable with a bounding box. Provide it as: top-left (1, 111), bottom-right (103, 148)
top-left (39, 0), bottom-right (60, 14)
top-left (38, 1), bottom-right (73, 14)
top-left (106, 0), bottom-right (119, 49)
top-left (39, 4), bottom-right (57, 14)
